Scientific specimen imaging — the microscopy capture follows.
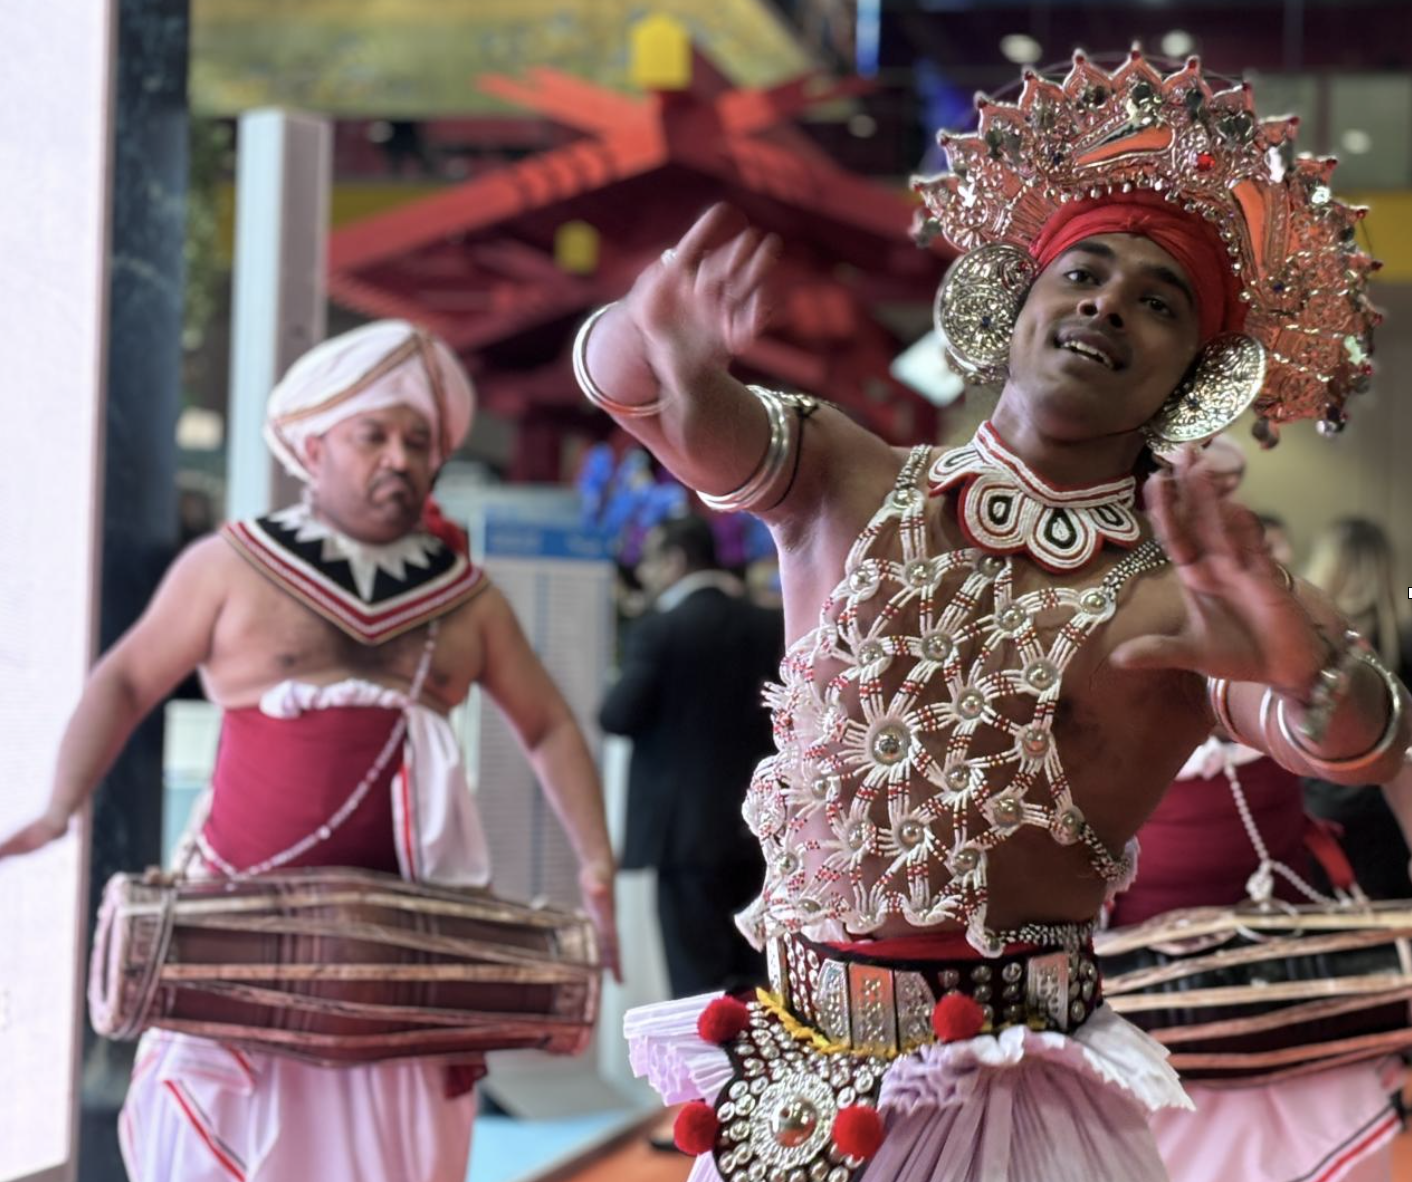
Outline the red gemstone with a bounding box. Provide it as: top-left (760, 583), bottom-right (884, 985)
top-left (1195, 152), bottom-right (1215, 172)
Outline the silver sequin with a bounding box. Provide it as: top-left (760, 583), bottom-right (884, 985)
top-left (1024, 660), bottom-right (1059, 691)
top-left (955, 688), bottom-right (987, 721)
top-left (921, 632), bottom-right (955, 662)
top-left (996, 604), bottom-right (1028, 633)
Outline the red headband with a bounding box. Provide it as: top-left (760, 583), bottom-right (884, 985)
top-left (1027, 192), bottom-right (1246, 343)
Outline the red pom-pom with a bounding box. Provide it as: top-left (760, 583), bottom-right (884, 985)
top-left (696, 996), bottom-right (751, 1045)
top-left (674, 1101), bottom-right (720, 1156)
top-left (832, 1104), bottom-right (885, 1159)
top-left (931, 992), bottom-right (986, 1042)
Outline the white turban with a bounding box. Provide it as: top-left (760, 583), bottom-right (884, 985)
top-left (264, 320), bottom-right (475, 482)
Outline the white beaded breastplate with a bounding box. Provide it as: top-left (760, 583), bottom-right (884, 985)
top-left (745, 444), bottom-right (1167, 955)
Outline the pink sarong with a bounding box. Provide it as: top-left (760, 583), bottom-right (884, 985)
top-left (1150, 1060), bottom-right (1404, 1182)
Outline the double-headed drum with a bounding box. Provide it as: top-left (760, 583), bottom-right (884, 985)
top-left (89, 868), bottom-right (600, 1066)
top-left (1097, 902), bottom-right (1412, 1083)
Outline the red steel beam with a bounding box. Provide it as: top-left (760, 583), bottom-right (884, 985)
top-left (478, 68), bottom-right (646, 135)
top-left (329, 132), bottom-right (667, 273)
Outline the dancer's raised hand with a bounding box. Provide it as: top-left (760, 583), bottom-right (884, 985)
top-left (621, 203), bottom-right (781, 391)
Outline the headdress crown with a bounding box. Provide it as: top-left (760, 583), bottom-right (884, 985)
top-left (912, 48), bottom-right (1380, 437)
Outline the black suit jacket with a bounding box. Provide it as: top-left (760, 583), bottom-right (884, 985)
top-left (600, 585), bottom-right (783, 871)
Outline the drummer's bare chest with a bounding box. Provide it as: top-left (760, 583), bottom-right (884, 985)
top-left (209, 568), bottom-right (482, 705)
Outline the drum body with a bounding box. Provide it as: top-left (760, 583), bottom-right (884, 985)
top-left (89, 868), bottom-right (600, 1066)
top-left (1097, 903), bottom-right (1412, 1084)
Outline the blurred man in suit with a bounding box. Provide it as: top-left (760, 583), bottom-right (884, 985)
top-left (601, 515), bottom-right (782, 997)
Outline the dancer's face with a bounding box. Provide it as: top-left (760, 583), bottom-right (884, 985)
top-left (1003, 233), bottom-right (1204, 442)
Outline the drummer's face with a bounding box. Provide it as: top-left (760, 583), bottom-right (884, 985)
top-left (305, 406), bottom-right (437, 543)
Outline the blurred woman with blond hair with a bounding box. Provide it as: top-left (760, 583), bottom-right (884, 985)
top-left (1303, 516), bottom-right (1412, 899)
top-left (1304, 517), bottom-right (1408, 671)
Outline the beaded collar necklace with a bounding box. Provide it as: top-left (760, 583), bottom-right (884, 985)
top-left (928, 422), bottom-right (1142, 573)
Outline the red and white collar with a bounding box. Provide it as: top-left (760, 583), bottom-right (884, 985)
top-left (928, 422), bottom-right (1142, 573)
top-left (223, 502), bottom-right (485, 645)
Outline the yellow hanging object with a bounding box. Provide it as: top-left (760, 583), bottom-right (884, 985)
top-left (554, 220), bottom-right (600, 276)
top-left (630, 13), bottom-right (692, 92)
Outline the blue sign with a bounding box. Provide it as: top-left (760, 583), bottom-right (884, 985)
top-left (483, 510), bottom-right (608, 562)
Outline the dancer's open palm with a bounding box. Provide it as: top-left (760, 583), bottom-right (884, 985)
top-left (1111, 446), bottom-right (1327, 693)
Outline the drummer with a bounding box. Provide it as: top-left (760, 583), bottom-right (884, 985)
top-left (0, 321), bottom-right (620, 1182)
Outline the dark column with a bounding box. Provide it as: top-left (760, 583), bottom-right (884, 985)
top-left (80, 1), bottom-right (190, 1179)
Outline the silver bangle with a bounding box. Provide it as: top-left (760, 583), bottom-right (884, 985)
top-left (1258, 686), bottom-right (1276, 747)
top-left (572, 303), bottom-right (665, 419)
top-left (1206, 676), bottom-right (1249, 746)
top-left (1293, 628), bottom-right (1363, 744)
top-left (699, 386), bottom-right (794, 513)
top-left (1275, 650), bottom-right (1407, 776)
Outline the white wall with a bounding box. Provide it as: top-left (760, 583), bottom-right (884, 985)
top-left (0, 3), bottom-right (117, 1181)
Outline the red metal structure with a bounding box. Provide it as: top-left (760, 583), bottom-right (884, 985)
top-left (328, 47), bottom-right (953, 480)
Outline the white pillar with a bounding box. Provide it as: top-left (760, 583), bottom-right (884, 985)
top-left (226, 108), bottom-right (331, 521)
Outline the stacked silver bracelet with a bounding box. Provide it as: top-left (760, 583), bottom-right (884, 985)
top-left (1207, 676), bottom-right (1240, 742)
top-left (1293, 628), bottom-right (1364, 744)
top-left (698, 386), bottom-right (796, 513)
top-left (1209, 632), bottom-right (1409, 776)
top-left (572, 304), bottom-right (816, 513)
top-left (1273, 648), bottom-right (1407, 776)
top-left (572, 302), bottom-right (665, 419)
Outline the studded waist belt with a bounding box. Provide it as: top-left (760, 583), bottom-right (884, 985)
top-left (766, 932), bottom-right (1103, 1055)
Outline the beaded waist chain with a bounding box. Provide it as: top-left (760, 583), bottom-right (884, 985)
top-left (767, 931), bottom-right (1103, 1054)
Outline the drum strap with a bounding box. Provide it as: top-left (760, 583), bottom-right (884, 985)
top-left (196, 622), bottom-right (441, 881)
top-left (1305, 820), bottom-right (1358, 894)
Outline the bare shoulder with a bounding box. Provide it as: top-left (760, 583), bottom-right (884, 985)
top-left (176, 531), bottom-right (242, 574)
top-left (765, 405), bottom-right (908, 545)
top-left (462, 579), bottom-right (513, 630)
top-left (1104, 534), bottom-right (1188, 634)
top-left (428, 580), bottom-right (515, 690)
top-left (149, 533), bottom-right (244, 610)
top-left (102, 534), bottom-right (237, 691)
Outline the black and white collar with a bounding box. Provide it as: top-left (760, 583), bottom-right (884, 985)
top-left (223, 501), bottom-right (485, 644)
top-left (928, 422), bottom-right (1142, 573)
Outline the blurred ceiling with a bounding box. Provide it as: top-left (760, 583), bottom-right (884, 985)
top-left (877, 0), bottom-right (1412, 79)
top-left (191, 1), bottom-right (1412, 275)
top-left (190, 0), bottom-right (815, 117)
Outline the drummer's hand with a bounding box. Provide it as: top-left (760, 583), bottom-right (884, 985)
top-left (1111, 444), bottom-right (1326, 694)
top-left (578, 860), bottom-right (622, 983)
top-left (0, 811), bottom-right (69, 861)
top-left (624, 203), bottom-right (780, 391)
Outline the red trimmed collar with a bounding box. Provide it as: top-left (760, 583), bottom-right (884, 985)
top-left (928, 423), bottom-right (1142, 573)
